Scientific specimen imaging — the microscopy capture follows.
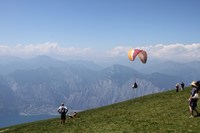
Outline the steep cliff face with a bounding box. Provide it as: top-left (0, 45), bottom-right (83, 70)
top-left (0, 63), bottom-right (169, 115)
top-left (0, 76), bottom-right (19, 115)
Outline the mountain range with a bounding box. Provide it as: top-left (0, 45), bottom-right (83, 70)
top-left (0, 55), bottom-right (199, 116)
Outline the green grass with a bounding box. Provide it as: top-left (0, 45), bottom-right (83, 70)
top-left (1, 87), bottom-right (200, 133)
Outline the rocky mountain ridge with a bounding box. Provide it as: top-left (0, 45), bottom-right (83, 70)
top-left (0, 56), bottom-right (197, 115)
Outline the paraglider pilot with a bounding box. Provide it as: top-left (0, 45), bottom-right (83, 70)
top-left (132, 82), bottom-right (138, 89)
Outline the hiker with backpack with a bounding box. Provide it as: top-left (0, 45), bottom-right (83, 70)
top-left (58, 103), bottom-right (68, 124)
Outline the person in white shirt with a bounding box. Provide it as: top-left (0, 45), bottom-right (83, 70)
top-left (58, 103), bottom-right (68, 124)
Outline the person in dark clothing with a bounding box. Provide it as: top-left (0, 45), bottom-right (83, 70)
top-left (180, 82), bottom-right (185, 90)
top-left (132, 82), bottom-right (138, 89)
top-left (188, 81), bottom-right (200, 118)
top-left (195, 81), bottom-right (200, 92)
top-left (58, 103), bottom-right (68, 124)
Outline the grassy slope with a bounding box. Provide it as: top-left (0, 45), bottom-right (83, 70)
top-left (1, 87), bottom-right (200, 133)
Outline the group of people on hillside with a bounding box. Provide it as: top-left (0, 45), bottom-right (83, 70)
top-left (176, 81), bottom-right (200, 118)
top-left (175, 82), bottom-right (185, 92)
top-left (56, 80), bottom-right (200, 125)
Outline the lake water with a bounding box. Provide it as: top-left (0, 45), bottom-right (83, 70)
top-left (0, 115), bottom-right (58, 128)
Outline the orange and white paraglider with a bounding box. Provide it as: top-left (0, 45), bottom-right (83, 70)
top-left (128, 48), bottom-right (147, 64)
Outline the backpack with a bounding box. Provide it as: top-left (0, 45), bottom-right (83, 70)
top-left (60, 107), bottom-right (67, 115)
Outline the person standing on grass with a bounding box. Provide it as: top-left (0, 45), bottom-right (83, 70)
top-left (188, 81), bottom-right (200, 118)
top-left (180, 82), bottom-right (185, 90)
top-left (58, 103), bottom-right (68, 124)
top-left (175, 83), bottom-right (179, 92)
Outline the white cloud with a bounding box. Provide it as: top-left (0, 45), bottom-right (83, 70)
top-left (104, 46), bottom-right (131, 57)
top-left (0, 42), bottom-right (94, 58)
top-left (105, 43), bottom-right (200, 62)
top-left (0, 42), bottom-right (200, 62)
top-left (146, 43), bottom-right (200, 62)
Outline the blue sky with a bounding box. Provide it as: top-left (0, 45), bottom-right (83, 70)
top-left (0, 0), bottom-right (200, 62)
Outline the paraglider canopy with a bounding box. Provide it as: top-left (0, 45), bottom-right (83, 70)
top-left (128, 48), bottom-right (147, 64)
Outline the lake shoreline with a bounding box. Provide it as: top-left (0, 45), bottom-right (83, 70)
top-left (0, 115), bottom-right (58, 128)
